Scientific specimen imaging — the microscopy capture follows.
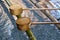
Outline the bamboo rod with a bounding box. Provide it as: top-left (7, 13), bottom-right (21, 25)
top-left (23, 8), bottom-right (60, 10)
top-left (31, 22), bottom-right (60, 25)
top-left (49, 1), bottom-right (56, 7)
top-left (5, 0), bottom-right (12, 6)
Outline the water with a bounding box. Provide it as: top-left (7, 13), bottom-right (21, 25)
top-left (0, 4), bottom-right (14, 40)
top-left (0, 0), bottom-right (60, 40)
top-left (50, 0), bottom-right (60, 20)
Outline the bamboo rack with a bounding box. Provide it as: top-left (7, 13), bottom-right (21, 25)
top-left (29, 0), bottom-right (60, 29)
top-left (3, 0), bottom-right (60, 40)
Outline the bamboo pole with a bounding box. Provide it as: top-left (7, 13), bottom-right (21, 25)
top-left (5, 0), bottom-right (11, 6)
top-left (23, 8), bottom-right (60, 10)
top-left (31, 22), bottom-right (60, 25)
top-left (5, 0), bottom-right (36, 40)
